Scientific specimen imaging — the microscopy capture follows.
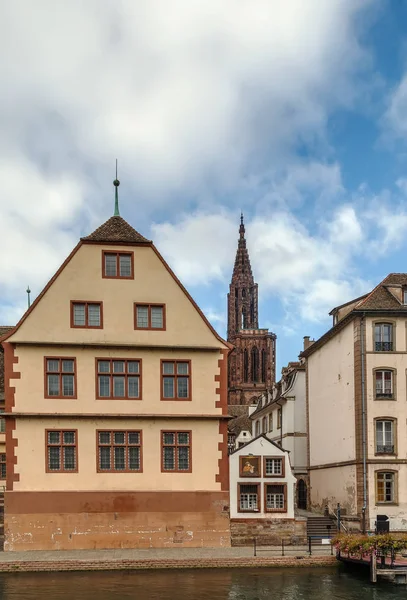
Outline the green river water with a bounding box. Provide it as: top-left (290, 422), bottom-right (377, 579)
top-left (0, 567), bottom-right (403, 599)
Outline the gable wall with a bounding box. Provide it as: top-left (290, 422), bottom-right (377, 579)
top-left (9, 243), bottom-right (225, 348)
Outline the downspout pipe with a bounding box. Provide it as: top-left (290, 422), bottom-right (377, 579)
top-left (276, 398), bottom-right (283, 448)
top-left (361, 314), bottom-right (367, 533)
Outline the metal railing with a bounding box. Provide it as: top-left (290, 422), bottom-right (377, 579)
top-left (375, 342), bottom-right (393, 352)
top-left (253, 536), bottom-right (334, 557)
top-left (327, 503), bottom-right (348, 533)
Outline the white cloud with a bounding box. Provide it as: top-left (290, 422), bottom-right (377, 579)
top-left (152, 212), bottom-right (237, 286)
top-left (385, 76), bottom-right (407, 138)
top-left (0, 0), bottom-right (376, 323)
top-left (152, 191), bottom-right (407, 324)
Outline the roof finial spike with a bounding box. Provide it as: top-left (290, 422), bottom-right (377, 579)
top-left (239, 212), bottom-right (245, 240)
top-left (113, 158), bottom-right (120, 217)
top-left (26, 285), bottom-right (31, 309)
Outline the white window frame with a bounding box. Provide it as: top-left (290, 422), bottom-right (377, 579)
top-left (265, 457), bottom-right (283, 476)
top-left (375, 370), bottom-right (393, 398)
top-left (376, 420), bottom-right (394, 454)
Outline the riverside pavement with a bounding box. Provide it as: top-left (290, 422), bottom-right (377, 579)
top-left (0, 545), bottom-right (338, 572)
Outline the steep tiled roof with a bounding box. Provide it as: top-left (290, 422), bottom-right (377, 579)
top-left (356, 273), bottom-right (407, 310)
top-left (0, 326), bottom-right (13, 337)
top-left (329, 293), bottom-right (369, 315)
top-left (228, 413), bottom-right (252, 435)
top-left (82, 216), bottom-right (151, 244)
top-left (302, 273), bottom-right (407, 358)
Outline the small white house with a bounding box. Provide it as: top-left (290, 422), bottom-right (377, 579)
top-left (229, 435), bottom-right (296, 520)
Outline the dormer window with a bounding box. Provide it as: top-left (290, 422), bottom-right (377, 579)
top-left (102, 251), bottom-right (133, 279)
top-left (403, 288), bottom-right (407, 305)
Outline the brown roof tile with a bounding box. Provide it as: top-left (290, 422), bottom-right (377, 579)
top-left (82, 216), bottom-right (151, 244)
top-left (356, 273), bottom-right (407, 310)
top-left (302, 273), bottom-right (407, 358)
top-left (0, 326), bottom-right (13, 337)
top-left (228, 413), bottom-right (252, 435)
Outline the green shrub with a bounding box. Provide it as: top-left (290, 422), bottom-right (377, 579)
top-left (332, 533), bottom-right (407, 556)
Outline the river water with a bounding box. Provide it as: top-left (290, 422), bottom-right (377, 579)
top-left (0, 567), bottom-right (403, 599)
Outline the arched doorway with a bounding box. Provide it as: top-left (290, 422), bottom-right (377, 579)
top-left (297, 479), bottom-right (307, 510)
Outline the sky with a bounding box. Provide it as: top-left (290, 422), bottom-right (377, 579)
top-left (2, 1), bottom-right (407, 373)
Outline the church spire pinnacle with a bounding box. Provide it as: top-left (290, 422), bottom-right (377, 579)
top-left (239, 212), bottom-right (245, 239)
top-left (113, 159), bottom-right (120, 217)
top-left (227, 214), bottom-right (259, 337)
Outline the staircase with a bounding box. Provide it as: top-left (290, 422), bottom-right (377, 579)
top-left (307, 516), bottom-right (337, 541)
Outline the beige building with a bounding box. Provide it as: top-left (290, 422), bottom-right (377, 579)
top-left (0, 204), bottom-right (232, 550)
top-left (229, 434), bottom-right (300, 545)
top-left (0, 327), bottom-right (12, 487)
top-left (303, 274), bottom-right (407, 532)
top-left (250, 360), bottom-right (308, 509)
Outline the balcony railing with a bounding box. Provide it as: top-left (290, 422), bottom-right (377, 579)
top-left (375, 342), bottom-right (393, 352)
top-left (376, 392), bottom-right (393, 399)
top-left (376, 444), bottom-right (394, 454)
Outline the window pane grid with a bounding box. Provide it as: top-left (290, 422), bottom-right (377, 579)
top-left (162, 361), bottom-right (191, 400)
top-left (46, 430), bottom-right (77, 472)
top-left (162, 431), bottom-right (191, 472)
top-left (103, 252), bottom-right (133, 279)
top-left (135, 304), bottom-right (165, 329)
top-left (105, 254), bottom-right (117, 277)
top-left (377, 472), bottom-right (395, 503)
top-left (0, 454), bottom-right (6, 479)
top-left (151, 307), bottom-right (163, 329)
top-left (97, 431), bottom-right (142, 472)
top-left (376, 420), bottom-right (394, 453)
top-left (136, 306), bottom-right (149, 328)
top-left (46, 358), bottom-right (76, 398)
top-left (239, 485), bottom-right (258, 510)
top-left (88, 304), bottom-right (101, 327)
top-left (374, 323), bottom-right (393, 351)
top-left (119, 255), bottom-right (132, 277)
top-left (265, 458), bottom-right (282, 475)
top-left (375, 370), bottom-right (393, 397)
top-left (72, 302), bottom-right (102, 328)
top-left (97, 360), bottom-right (141, 399)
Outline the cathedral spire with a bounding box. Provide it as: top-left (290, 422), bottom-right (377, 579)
top-left (227, 214), bottom-right (259, 338)
top-left (232, 213), bottom-right (253, 283)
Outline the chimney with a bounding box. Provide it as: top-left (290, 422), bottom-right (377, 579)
top-left (303, 336), bottom-right (315, 350)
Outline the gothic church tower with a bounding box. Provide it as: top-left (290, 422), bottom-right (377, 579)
top-left (227, 215), bottom-right (276, 408)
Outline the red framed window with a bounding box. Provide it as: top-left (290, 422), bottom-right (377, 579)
top-left (97, 430), bottom-right (142, 472)
top-left (0, 454), bottom-right (5, 480)
top-left (265, 483), bottom-right (287, 512)
top-left (161, 360), bottom-right (191, 400)
top-left (46, 430), bottom-right (78, 473)
top-left (102, 251), bottom-right (134, 279)
top-left (134, 304), bottom-right (166, 330)
top-left (96, 359), bottom-right (142, 399)
top-left (71, 301), bottom-right (103, 328)
top-left (238, 483), bottom-right (260, 512)
top-left (161, 431), bottom-right (191, 472)
top-left (45, 357), bottom-right (77, 399)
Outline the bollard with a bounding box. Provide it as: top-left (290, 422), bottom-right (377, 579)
top-left (254, 537), bottom-right (257, 557)
top-left (370, 553), bottom-right (377, 583)
top-left (282, 539), bottom-right (285, 557)
top-left (308, 536), bottom-right (312, 556)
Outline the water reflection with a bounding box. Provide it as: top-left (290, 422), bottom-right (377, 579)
top-left (0, 567), bottom-right (404, 599)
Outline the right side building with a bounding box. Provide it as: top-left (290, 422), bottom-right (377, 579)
top-left (302, 274), bottom-right (407, 532)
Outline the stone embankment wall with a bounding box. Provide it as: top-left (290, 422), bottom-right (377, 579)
top-left (0, 556), bottom-right (337, 573)
top-left (231, 518), bottom-right (307, 546)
